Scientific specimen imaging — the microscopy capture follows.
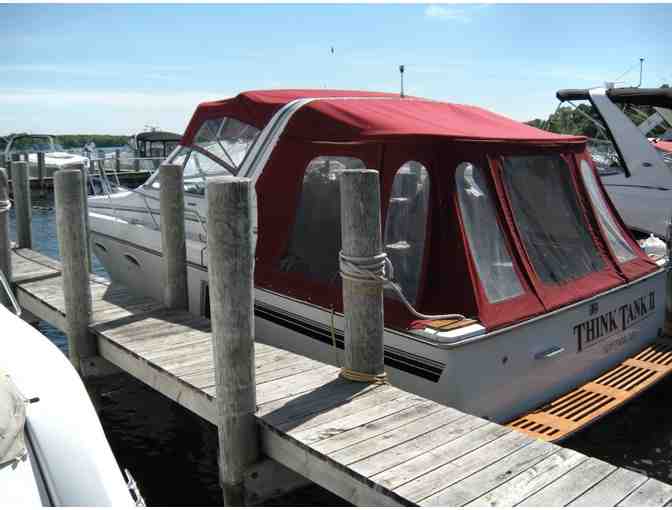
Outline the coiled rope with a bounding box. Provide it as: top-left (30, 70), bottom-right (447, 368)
top-left (0, 199), bottom-right (11, 213)
top-left (336, 251), bottom-right (466, 384)
top-left (339, 251), bottom-right (466, 322)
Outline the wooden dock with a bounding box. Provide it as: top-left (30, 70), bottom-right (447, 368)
top-left (10, 247), bottom-right (672, 507)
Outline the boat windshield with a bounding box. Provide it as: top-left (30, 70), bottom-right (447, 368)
top-left (193, 116), bottom-right (260, 175)
top-left (8, 135), bottom-right (62, 153)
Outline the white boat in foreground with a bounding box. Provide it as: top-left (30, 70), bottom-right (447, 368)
top-left (0, 271), bottom-right (137, 506)
top-left (89, 89), bottom-right (667, 423)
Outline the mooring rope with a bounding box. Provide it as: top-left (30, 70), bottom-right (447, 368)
top-left (336, 250), bottom-right (466, 384)
top-left (0, 199), bottom-right (11, 213)
top-left (338, 251), bottom-right (466, 322)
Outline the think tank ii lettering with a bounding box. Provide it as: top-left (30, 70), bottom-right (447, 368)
top-left (573, 292), bottom-right (655, 351)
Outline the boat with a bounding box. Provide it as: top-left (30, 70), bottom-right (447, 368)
top-left (3, 133), bottom-right (90, 180)
top-left (556, 87), bottom-right (672, 239)
top-left (0, 270), bottom-right (138, 506)
top-left (88, 89), bottom-right (666, 423)
top-left (125, 129), bottom-right (182, 172)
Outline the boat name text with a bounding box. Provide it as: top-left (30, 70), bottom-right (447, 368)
top-left (574, 292), bottom-right (655, 351)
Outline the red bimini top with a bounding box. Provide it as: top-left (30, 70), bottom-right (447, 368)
top-left (182, 89), bottom-right (585, 146)
top-left (178, 90), bottom-right (657, 332)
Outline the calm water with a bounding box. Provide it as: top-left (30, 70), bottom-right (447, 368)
top-left (8, 194), bottom-right (672, 504)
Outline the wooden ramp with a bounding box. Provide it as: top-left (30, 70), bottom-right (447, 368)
top-left (11, 247), bottom-right (672, 506)
top-left (508, 340), bottom-right (672, 442)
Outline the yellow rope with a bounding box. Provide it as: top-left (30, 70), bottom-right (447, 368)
top-left (340, 367), bottom-right (388, 385)
top-left (330, 307), bottom-right (388, 385)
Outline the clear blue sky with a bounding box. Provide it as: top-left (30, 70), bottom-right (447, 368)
top-left (1, 3), bottom-right (670, 135)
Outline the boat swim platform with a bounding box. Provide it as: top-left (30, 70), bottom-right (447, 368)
top-left (507, 339), bottom-right (672, 443)
top-left (10, 246), bottom-right (672, 506)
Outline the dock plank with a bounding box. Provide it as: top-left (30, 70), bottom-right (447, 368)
top-left (12, 246), bottom-right (672, 508)
top-left (617, 477), bottom-right (672, 506)
top-left (568, 468), bottom-right (648, 507)
top-left (519, 457), bottom-right (617, 507)
top-left (393, 431), bottom-right (533, 502)
top-left (466, 448), bottom-right (588, 507)
top-left (420, 440), bottom-right (558, 506)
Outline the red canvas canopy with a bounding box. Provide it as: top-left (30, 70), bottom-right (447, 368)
top-left (181, 90), bottom-right (657, 331)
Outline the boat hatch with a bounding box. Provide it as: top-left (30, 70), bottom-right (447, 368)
top-left (507, 338), bottom-right (672, 442)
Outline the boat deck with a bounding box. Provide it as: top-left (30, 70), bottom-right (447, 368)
top-left (10, 247), bottom-right (672, 506)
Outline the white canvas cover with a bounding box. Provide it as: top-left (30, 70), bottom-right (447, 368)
top-left (0, 370), bottom-right (26, 468)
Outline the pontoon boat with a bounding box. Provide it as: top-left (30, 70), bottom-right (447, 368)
top-left (88, 90), bottom-right (666, 422)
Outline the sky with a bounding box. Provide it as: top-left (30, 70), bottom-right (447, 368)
top-left (1, 3), bottom-right (670, 135)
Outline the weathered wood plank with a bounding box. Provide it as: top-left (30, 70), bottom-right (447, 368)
top-left (421, 440), bottom-right (558, 506)
top-left (331, 406), bottom-right (465, 467)
top-left (260, 422), bottom-right (409, 506)
top-left (349, 414), bottom-right (488, 479)
top-left (274, 385), bottom-right (404, 434)
top-left (568, 468), bottom-right (648, 507)
top-left (617, 477), bottom-right (672, 507)
top-left (97, 334), bottom-right (217, 424)
top-left (519, 457), bottom-right (617, 507)
top-left (370, 421), bottom-right (510, 490)
top-left (466, 448), bottom-right (588, 507)
top-left (393, 431), bottom-right (532, 502)
top-left (312, 399), bottom-right (444, 455)
top-left (288, 393), bottom-right (425, 444)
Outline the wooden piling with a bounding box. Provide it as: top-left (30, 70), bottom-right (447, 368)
top-left (160, 164), bottom-right (188, 309)
top-left (339, 169), bottom-right (385, 379)
top-left (54, 169), bottom-right (94, 371)
top-left (0, 168), bottom-right (11, 281)
top-left (78, 163), bottom-right (92, 272)
top-left (37, 152), bottom-right (46, 194)
top-left (207, 176), bottom-right (259, 506)
top-left (11, 161), bottom-right (32, 249)
top-left (115, 149), bottom-right (121, 174)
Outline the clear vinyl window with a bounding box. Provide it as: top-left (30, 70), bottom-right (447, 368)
top-left (579, 159), bottom-right (636, 263)
top-left (150, 146), bottom-right (229, 195)
top-left (193, 117), bottom-right (260, 174)
top-left (456, 162), bottom-right (524, 303)
top-left (502, 154), bottom-right (605, 285)
top-left (280, 156), bottom-right (366, 284)
top-left (383, 161), bottom-right (430, 305)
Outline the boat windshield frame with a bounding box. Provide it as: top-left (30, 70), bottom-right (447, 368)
top-left (5, 134), bottom-right (63, 155)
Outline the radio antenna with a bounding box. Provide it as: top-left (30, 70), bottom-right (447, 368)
top-left (399, 65), bottom-right (405, 98)
top-left (637, 58), bottom-right (644, 87)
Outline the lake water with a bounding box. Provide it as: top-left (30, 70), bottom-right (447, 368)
top-left (8, 193), bottom-right (672, 505)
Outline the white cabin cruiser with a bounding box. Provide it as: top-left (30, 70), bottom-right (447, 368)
top-left (556, 87), bottom-right (672, 239)
top-left (4, 134), bottom-right (90, 180)
top-left (88, 90), bottom-right (667, 425)
top-left (0, 271), bottom-right (137, 506)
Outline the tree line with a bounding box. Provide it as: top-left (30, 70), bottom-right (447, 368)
top-left (526, 84), bottom-right (670, 138)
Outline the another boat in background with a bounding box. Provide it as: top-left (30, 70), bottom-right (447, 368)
top-left (556, 87), bottom-right (672, 239)
top-left (3, 133), bottom-right (90, 179)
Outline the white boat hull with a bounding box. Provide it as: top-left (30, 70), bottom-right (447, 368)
top-left (89, 209), bottom-right (667, 422)
top-left (0, 304), bottom-right (134, 506)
